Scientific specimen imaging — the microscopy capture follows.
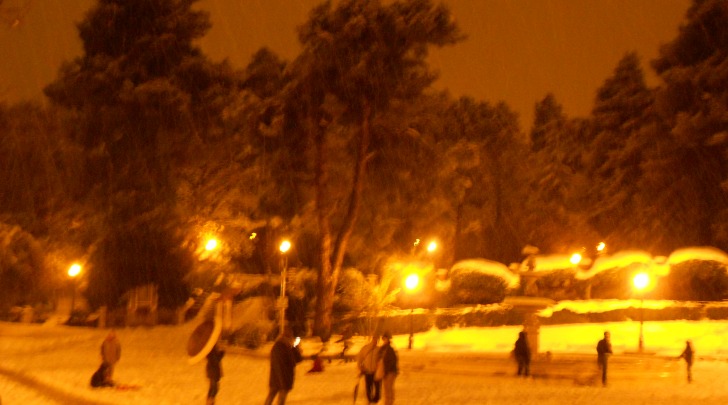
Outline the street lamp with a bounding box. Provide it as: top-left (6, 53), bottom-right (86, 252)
top-left (569, 253), bottom-right (582, 265)
top-left (404, 273), bottom-right (420, 350)
top-left (68, 263), bottom-right (82, 317)
top-left (278, 240), bottom-right (291, 336)
top-left (205, 238), bottom-right (219, 251)
top-left (633, 272), bottom-right (650, 353)
top-left (596, 242), bottom-right (606, 254)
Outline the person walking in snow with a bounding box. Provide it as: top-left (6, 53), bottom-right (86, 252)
top-left (678, 340), bottom-right (694, 383)
top-left (357, 334), bottom-right (381, 404)
top-left (100, 330), bottom-right (121, 384)
top-left (514, 331), bottom-right (531, 377)
top-left (596, 331), bottom-right (613, 386)
top-left (205, 342), bottom-right (225, 404)
top-left (379, 332), bottom-right (399, 405)
top-left (264, 326), bottom-right (303, 405)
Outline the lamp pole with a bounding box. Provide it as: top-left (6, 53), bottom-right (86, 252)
top-left (632, 272), bottom-right (650, 353)
top-left (638, 297), bottom-right (644, 353)
top-left (404, 274), bottom-right (420, 350)
top-left (68, 263), bottom-right (82, 318)
top-left (278, 240), bottom-right (291, 336)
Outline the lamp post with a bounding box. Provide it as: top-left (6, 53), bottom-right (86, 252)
top-left (278, 240), bottom-right (291, 336)
top-left (404, 273), bottom-right (420, 350)
top-left (633, 272), bottom-right (650, 353)
top-left (68, 263), bottom-right (82, 317)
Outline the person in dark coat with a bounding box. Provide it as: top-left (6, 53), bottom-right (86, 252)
top-left (90, 362), bottom-right (114, 388)
top-left (514, 331), bottom-right (531, 377)
top-left (379, 332), bottom-right (399, 405)
top-left (678, 340), bottom-right (694, 383)
top-left (264, 326), bottom-right (303, 405)
top-left (205, 342), bottom-right (225, 404)
top-left (596, 331), bottom-right (613, 386)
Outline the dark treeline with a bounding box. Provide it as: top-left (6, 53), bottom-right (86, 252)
top-left (1, 0), bottom-right (726, 339)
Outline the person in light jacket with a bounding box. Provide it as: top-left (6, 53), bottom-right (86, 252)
top-left (100, 330), bottom-right (121, 383)
top-left (357, 334), bottom-right (381, 404)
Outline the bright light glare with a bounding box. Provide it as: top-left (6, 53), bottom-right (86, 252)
top-left (633, 272), bottom-right (650, 290)
top-left (597, 242), bottom-right (606, 252)
top-left (405, 274), bottom-right (420, 291)
top-left (570, 253), bottom-right (582, 265)
top-left (68, 264), bottom-right (82, 278)
top-left (205, 238), bottom-right (218, 251)
top-left (249, 232), bottom-right (257, 240)
top-left (427, 241), bottom-right (437, 253)
top-left (279, 240), bottom-right (291, 253)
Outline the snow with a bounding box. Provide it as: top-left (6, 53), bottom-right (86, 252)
top-left (3, 317), bottom-right (728, 404)
top-left (668, 247), bottom-right (728, 266)
top-left (450, 259), bottom-right (520, 287)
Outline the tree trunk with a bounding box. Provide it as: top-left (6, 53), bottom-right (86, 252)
top-left (313, 110), bottom-right (333, 341)
top-left (313, 101), bottom-right (372, 341)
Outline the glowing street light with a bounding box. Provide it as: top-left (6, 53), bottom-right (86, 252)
top-left (633, 272), bottom-right (651, 353)
top-left (68, 263), bottom-right (82, 278)
top-left (569, 253), bottom-right (582, 265)
top-left (404, 273), bottom-right (420, 350)
top-left (426, 241), bottom-right (437, 253)
top-left (68, 263), bottom-right (82, 317)
top-left (205, 238), bottom-right (219, 251)
top-left (596, 242), bottom-right (606, 254)
top-left (278, 239), bottom-right (291, 336)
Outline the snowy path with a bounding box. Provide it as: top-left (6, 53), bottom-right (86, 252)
top-left (2, 320), bottom-right (728, 404)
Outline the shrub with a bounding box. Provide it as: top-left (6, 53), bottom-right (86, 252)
top-left (659, 261), bottom-right (728, 301)
top-left (448, 272), bottom-right (508, 305)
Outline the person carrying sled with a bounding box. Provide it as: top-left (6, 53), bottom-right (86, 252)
top-left (205, 341), bottom-right (225, 404)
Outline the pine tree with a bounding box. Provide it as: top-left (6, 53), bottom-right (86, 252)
top-left (44, 0), bottom-right (236, 308)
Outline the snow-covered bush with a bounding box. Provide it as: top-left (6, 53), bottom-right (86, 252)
top-left (659, 260), bottom-right (728, 301)
top-left (534, 269), bottom-right (582, 300)
top-left (334, 268), bottom-right (371, 314)
top-left (448, 272), bottom-right (508, 305)
top-left (446, 259), bottom-right (516, 305)
top-left (0, 223), bottom-right (51, 314)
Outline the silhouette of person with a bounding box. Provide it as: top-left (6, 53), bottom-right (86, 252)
top-left (514, 331), bottom-right (531, 377)
top-left (596, 331), bottom-right (613, 386)
top-left (678, 340), bottom-right (694, 383)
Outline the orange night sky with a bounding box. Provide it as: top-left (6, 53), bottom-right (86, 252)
top-left (1, 0), bottom-right (690, 128)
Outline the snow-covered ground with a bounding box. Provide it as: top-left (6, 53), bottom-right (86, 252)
top-left (2, 319), bottom-right (728, 404)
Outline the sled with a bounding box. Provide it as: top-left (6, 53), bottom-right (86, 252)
top-left (114, 384), bottom-right (141, 391)
top-left (187, 301), bottom-right (223, 365)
